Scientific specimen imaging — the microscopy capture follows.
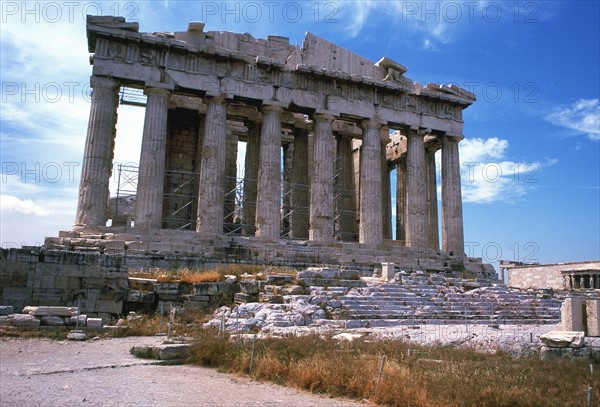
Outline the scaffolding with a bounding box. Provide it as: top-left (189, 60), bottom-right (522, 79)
top-left (113, 165), bottom-right (354, 239)
top-left (112, 164), bottom-right (138, 227)
top-left (162, 169), bottom-right (197, 230)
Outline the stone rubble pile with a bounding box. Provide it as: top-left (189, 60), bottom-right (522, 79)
top-left (0, 306), bottom-right (102, 328)
top-left (204, 268), bottom-right (562, 333)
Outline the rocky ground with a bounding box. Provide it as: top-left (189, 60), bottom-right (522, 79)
top-left (0, 337), bottom-right (366, 407)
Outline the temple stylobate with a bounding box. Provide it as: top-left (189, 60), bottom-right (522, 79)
top-left (69, 16), bottom-right (481, 268)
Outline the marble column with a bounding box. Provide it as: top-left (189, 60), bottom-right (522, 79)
top-left (255, 104), bottom-right (283, 239)
top-left (380, 128), bottom-right (392, 240)
top-left (243, 121), bottom-right (260, 235)
top-left (74, 76), bottom-right (119, 228)
top-left (405, 129), bottom-right (427, 248)
top-left (290, 129), bottom-right (309, 238)
top-left (334, 135), bottom-right (358, 241)
top-left (134, 85), bottom-right (171, 229)
top-left (359, 119), bottom-right (383, 245)
top-left (395, 156), bottom-right (407, 242)
top-left (310, 113), bottom-right (335, 242)
top-left (441, 135), bottom-right (465, 255)
top-left (196, 96), bottom-right (227, 234)
top-left (426, 145), bottom-right (440, 250)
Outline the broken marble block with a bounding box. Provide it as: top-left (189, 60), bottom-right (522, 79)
top-left (539, 331), bottom-right (585, 348)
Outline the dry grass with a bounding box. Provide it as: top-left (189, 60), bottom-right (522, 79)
top-left (129, 264), bottom-right (297, 283)
top-left (188, 332), bottom-right (600, 407)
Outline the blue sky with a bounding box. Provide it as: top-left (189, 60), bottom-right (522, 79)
top-left (1, 1), bottom-right (599, 269)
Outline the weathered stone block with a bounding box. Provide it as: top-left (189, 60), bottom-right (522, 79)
top-left (561, 297), bottom-right (585, 331)
top-left (70, 315), bottom-right (87, 325)
top-left (0, 305), bottom-right (14, 315)
top-left (154, 283), bottom-right (181, 296)
top-left (86, 318), bottom-right (103, 328)
top-left (239, 281), bottom-right (259, 294)
top-left (266, 275), bottom-right (293, 286)
top-left (381, 263), bottom-right (396, 281)
top-left (82, 277), bottom-right (107, 289)
top-left (127, 290), bottom-right (156, 304)
top-left (540, 331), bottom-right (585, 348)
top-left (193, 282), bottom-right (219, 295)
top-left (319, 268), bottom-right (341, 279)
top-left (41, 315), bottom-right (66, 326)
top-left (95, 300), bottom-right (123, 314)
top-left (13, 314), bottom-right (40, 327)
top-left (259, 293), bottom-right (283, 304)
top-left (158, 344), bottom-right (190, 360)
top-left (586, 299), bottom-right (600, 337)
top-left (235, 292), bottom-right (258, 303)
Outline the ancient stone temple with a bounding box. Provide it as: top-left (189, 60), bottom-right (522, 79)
top-left (45, 16), bottom-right (493, 276)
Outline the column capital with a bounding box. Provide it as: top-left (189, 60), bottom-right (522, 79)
top-left (313, 112), bottom-right (337, 122)
top-left (361, 118), bottom-right (384, 131)
top-left (406, 126), bottom-right (432, 137)
top-left (261, 100), bottom-right (287, 112)
top-left (144, 85), bottom-right (172, 97)
top-left (443, 133), bottom-right (464, 142)
top-left (204, 94), bottom-right (229, 105)
top-left (89, 76), bottom-right (119, 90)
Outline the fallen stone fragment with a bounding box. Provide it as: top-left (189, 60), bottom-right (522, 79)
top-left (41, 316), bottom-right (66, 326)
top-left (0, 305), bottom-right (14, 315)
top-left (86, 318), bottom-right (103, 328)
top-left (67, 330), bottom-right (87, 341)
top-left (158, 344), bottom-right (190, 360)
top-left (539, 331), bottom-right (585, 348)
top-left (13, 314), bottom-right (41, 327)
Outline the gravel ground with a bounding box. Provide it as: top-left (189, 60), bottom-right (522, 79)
top-left (0, 337), bottom-right (366, 407)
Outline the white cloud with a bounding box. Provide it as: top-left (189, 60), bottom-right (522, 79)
top-left (546, 98), bottom-right (600, 141)
top-left (0, 194), bottom-right (50, 216)
top-left (459, 137), bottom-right (544, 204)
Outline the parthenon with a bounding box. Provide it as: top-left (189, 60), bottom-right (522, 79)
top-left (58, 16), bottom-right (490, 273)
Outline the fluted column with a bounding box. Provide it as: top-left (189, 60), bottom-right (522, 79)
top-left (359, 119), bottom-right (383, 245)
top-left (335, 135), bottom-right (358, 241)
top-left (441, 135), bottom-right (465, 255)
top-left (395, 156), bottom-right (407, 242)
top-left (290, 129), bottom-right (309, 238)
top-left (380, 127), bottom-right (392, 240)
top-left (405, 129), bottom-right (427, 248)
top-left (310, 113), bottom-right (335, 241)
top-left (196, 96), bottom-right (227, 234)
top-left (74, 76), bottom-right (119, 228)
top-left (134, 85), bottom-right (172, 229)
top-left (255, 104), bottom-right (283, 239)
top-left (426, 145), bottom-right (440, 250)
top-left (243, 121), bottom-right (260, 235)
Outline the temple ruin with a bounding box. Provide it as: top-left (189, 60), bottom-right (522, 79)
top-left (39, 15), bottom-right (496, 276)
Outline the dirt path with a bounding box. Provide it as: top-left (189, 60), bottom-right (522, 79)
top-left (0, 337), bottom-right (366, 407)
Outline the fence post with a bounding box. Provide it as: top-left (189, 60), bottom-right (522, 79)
top-left (586, 386), bottom-right (592, 407)
top-left (375, 355), bottom-right (386, 392)
top-left (249, 335), bottom-right (257, 374)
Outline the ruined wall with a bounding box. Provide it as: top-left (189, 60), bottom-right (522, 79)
top-left (507, 261), bottom-right (600, 290)
top-left (0, 248), bottom-right (128, 321)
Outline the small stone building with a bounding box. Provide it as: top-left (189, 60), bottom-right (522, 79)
top-left (503, 260), bottom-right (600, 290)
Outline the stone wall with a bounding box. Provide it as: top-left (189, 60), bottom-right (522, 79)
top-left (0, 247), bottom-right (128, 322)
top-left (506, 261), bottom-right (600, 290)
